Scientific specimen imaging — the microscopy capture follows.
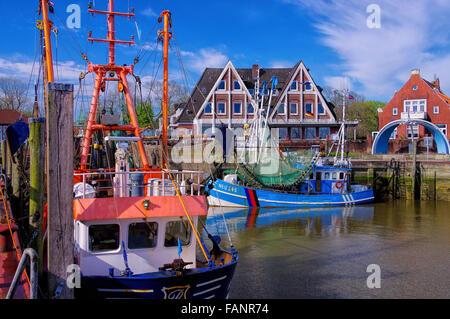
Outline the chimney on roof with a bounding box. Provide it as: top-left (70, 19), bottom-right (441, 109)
top-left (434, 76), bottom-right (440, 92)
top-left (252, 64), bottom-right (259, 81)
top-left (411, 68), bottom-right (420, 75)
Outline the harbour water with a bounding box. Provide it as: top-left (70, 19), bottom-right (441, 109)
top-left (204, 201), bottom-right (449, 298)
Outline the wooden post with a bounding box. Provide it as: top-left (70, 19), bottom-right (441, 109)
top-left (46, 83), bottom-right (74, 299)
top-left (28, 118), bottom-right (45, 278)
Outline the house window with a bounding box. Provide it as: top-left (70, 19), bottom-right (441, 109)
top-left (433, 106), bottom-right (439, 114)
top-left (290, 81), bottom-right (297, 91)
top-left (279, 127), bottom-right (288, 140)
top-left (233, 80), bottom-right (241, 90)
top-left (290, 103), bottom-right (298, 115)
top-left (217, 102), bottom-right (226, 115)
top-left (204, 103), bottom-right (212, 114)
top-left (247, 102), bottom-right (254, 114)
top-left (278, 103), bottom-right (285, 115)
top-left (304, 82), bottom-right (312, 91)
top-left (318, 103), bottom-right (325, 114)
top-left (249, 89), bottom-right (255, 96)
top-left (218, 80), bottom-right (226, 90)
top-left (305, 127), bottom-right (316, 140)
top-left (390, 128), bottom-right (397, 139)
top-left (404, 99), bottom-right (426, 113)
top-left (128, 222), bottom-right (158, 249)
top-left (392, 108), bottom-right (398, 115)
top-left (164, 220), bottom-right (191, 247)
top-left (305, 103), bottom-right (313, 115)
top-left (89, 224), bottom-right (120, 252)
top-left (407, 124), bottom-right (419, 138)
top-left (436, 124), bottom-right (447, 136)
top-left (291, 127), bottom-right (302, 140)
top-left (413, 85), bottom-right (418, 90)
top-left (319, 127), bottom-right (330, 139)
top-left (233, 102), bottom-right (242, 114)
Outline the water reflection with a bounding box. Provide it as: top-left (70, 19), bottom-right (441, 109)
top-left (206, 205), bottom-right (374, 237)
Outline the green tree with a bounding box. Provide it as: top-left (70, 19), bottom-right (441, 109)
top-left (347, 100), bottom-right (385, 138)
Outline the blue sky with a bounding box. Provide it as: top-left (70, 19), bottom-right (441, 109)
top-left (1, 0), bottom-right (450, 106)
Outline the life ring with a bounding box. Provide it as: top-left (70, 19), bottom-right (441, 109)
top-left (335, 180), bottom-right (344, 189)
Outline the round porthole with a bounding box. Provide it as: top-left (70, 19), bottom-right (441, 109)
top-left (413, 85), bottom-right (418, 90)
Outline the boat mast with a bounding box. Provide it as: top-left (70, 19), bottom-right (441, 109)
top-left (80, 0), bottom-right (150, 170)
top-left (41, 0), bottom-right (54, 84)
top-left (159, 11), bottom-right (171, 166)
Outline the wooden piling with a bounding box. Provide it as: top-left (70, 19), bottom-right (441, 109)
top-left (46, 83), bottom-right (74, 299)
top-left (28, 118), bottom-right (45, 278)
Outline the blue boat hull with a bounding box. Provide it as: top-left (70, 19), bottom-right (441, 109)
top-left (208, 179), bottom-right (374, 208)
top-left (77, 260), bottom-right (237, 299)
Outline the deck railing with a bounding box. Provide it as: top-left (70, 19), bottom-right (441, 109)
top-left (73, 170), bottom-right (204, 199)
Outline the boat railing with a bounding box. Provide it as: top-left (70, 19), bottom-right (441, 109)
top-left (6, 248), bottom-right (38, 299)
top-left (74, 170), bottom-right (204, 199)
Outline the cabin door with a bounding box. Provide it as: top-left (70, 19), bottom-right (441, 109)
top-left (315, 172), bottom-right (321, 193)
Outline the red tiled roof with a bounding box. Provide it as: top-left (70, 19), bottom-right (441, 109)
top-left (0, 110), bottom-right (28, 125)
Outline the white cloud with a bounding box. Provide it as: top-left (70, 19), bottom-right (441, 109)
top-left (269, 60), bottom-right (293, 68)
top-left (142, 8), bottom-right (158, 17)
top-left (323, 76), bottom-right (352, 91)
top-left (284, 0), bottom-right (450, 99)
top-left (186, 48), bottom-right (228, 73)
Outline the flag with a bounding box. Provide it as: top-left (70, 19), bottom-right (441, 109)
top-left (348, 94), bottom-right (354, 100)
top-left (177, 238), bottom-right (183, 256)
top-left (6, 120), bottom-right (29, 162)
top-left (306, 112), bottom-right (314, 118)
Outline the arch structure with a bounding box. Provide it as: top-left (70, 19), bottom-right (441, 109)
top-left (372, 119), bottom-right (450, 154)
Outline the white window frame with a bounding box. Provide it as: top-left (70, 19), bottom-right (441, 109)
top-left (404, 99), bottom-right (426, 113)
top-left (290, 81), bottom-right (298, 91)
top-left (233, 80), bottom-right (241, 91)
top-left (433, 105), bottom-right (439, 114)
top-left (290, 103), bottom-right (298, 115)
top-left (392, 107), bottom-right (398, 116)
top-left (217, 80), bottom-right (226, 91)
top-left (278, 103), bottom-right (285, 115)
top-left (304, 81), bottom-right (312, 91)
top-left (204, 102), bottom-right (212, 114)
top-left (233, 102), bottom-right (242, 115)
top-left (318, 103), bottom-right (325, 115)
top-left (217, 102), bottom-right (226, 115)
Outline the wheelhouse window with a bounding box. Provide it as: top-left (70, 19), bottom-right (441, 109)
top-left (233, 80), bottom-right (241, 90)
top-left (204, 103), bottom-right (212, 114)
top-left (165, 220), bottom-right (192, 247)
top-left (218, 80), bottom-right (226, 90)
top-left (324, 172), bottom-right (330, 179)
top-left (233, 102), bottom-right (242, 114)
top-left (217, 102), bottom-right (226, 115)
top-left (339, 172), bottom-right (345, 179)
top-left (290, 127), bottom-right (302, 140)
top-left (128, 222), bottom-right (158, 249)
top-left (89, 224), bottom-right (120, 252)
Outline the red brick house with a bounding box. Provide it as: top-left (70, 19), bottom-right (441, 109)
top-left (171, 61), bottom-right (343, 142)
top-left (378, 68), bottom-right (450, 139)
